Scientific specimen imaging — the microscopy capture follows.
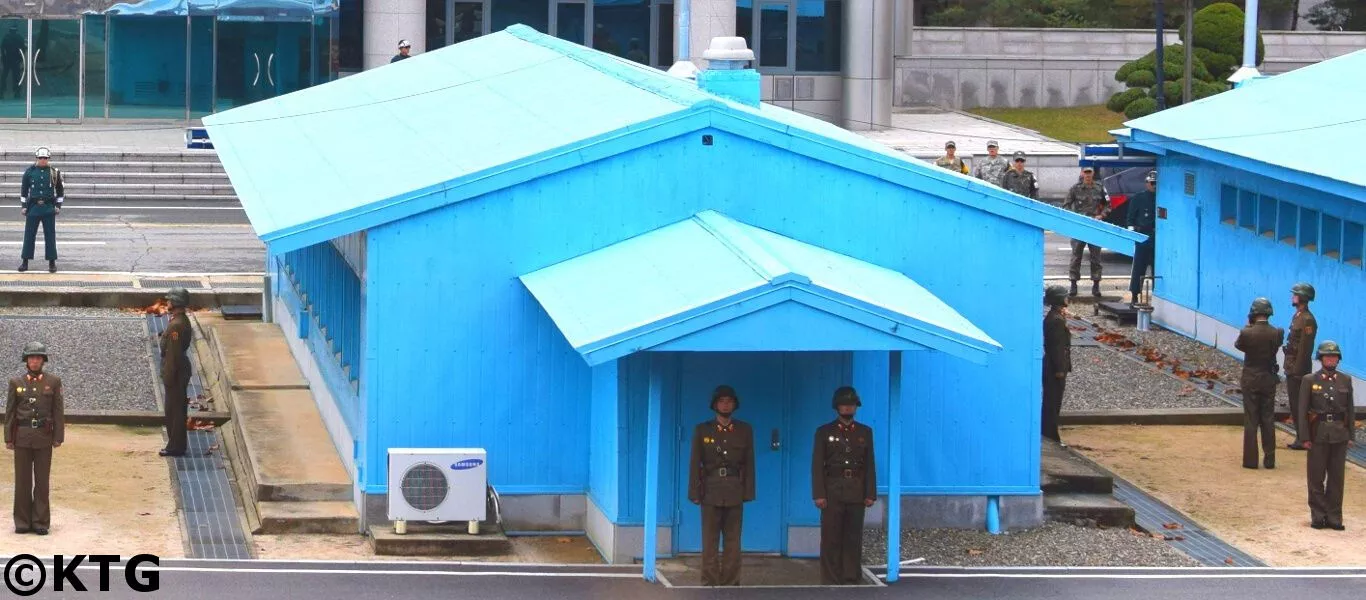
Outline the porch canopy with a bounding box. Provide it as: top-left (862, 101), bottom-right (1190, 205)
top-left (519, 210), bottom-right (1003, 583)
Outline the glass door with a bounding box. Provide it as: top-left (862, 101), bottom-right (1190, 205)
top-left (30, 19), bottom-right (82, 119)
top-left (551, 1), bottom-right (588, 45)
top-left (216, 18), bottom-right (313, 111)
top-left (0, 19), bottom-right (26, 118)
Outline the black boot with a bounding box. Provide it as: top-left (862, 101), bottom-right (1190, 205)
top-left (48, 260), bottom-right (56, 273)
top-left (17, 260), bottom-right (27, 272)
top-left (1068, 281), bottom-right (1078, 297)
top-left (1092, 281), bottom-right (1102, 297)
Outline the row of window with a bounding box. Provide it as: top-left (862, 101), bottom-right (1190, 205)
top-left (1219, 184), bottom-right (1365, 267)
top-left (388, 0), bottom-right (844, 73)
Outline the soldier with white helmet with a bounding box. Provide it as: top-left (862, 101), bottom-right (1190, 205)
top-left (391, 39), bottom-right (413, 63)
top-left (19, 147), bottom-right (64, 273)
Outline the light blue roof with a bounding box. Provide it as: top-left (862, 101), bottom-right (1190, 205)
top-left (1124, 49), bottom-right (1366, 193)
top-left (519, 210), bottom-right (1002, 366)
top-left (205, 25), bottom-right (1141, 255)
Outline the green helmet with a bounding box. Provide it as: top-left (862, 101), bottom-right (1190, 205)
top-left (1248, 297), bottom-right (1274, 318)
top-left (710, 385), bottom-right (739, 411)
top-left (1315, 340), bottom-right (1342, 360)
top-left (832, 386), bottom-right (861, 409)
top-left (1291, 282), bottom-right (1315, 302)
top-left (21, 341), bottom-right (47, 362)
top-left (1044, 285), bottom-right (1069, 307)
top-left (166, 287), bottom-right (190, 308)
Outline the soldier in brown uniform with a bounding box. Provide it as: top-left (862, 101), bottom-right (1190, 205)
top-left (687, 385), bottom-right (754, 586)
top-left (1042, 285), bottom-right (1072, 446)
top-left (159, 287), bottom-right (194, 457)
top-left (5, 342), bottom-right (64, 535)
top-left (812, 386), bottom-right (876, 585)
top-left (1235, 298), bottom-right (1284, 469)
top-left (1285, 282), bottom-right (1318, 451)
top-left (1063, 166), bottom-right (1110, 298)
top-left (1296, 341), bottom-right (1354, 530)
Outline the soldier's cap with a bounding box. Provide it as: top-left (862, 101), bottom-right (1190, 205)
top-left (1145, 170), bottom-right (1157, 182)
top-left (35, 147), bottom-right (50, 159)
top-left (987, 140), bottom-right (999, 148)
top-left (1081, 166), bottom-right (1095, 173)
top-left (1012, 151), bottom-right (1026, 161)
top-left (398, 39), bottom-right (411, 48)
top-left (944, 140), bottom-right (956, 149)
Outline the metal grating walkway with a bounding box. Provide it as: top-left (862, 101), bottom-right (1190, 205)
top-left (1112, 478), bottom-right (1264, 566)
top-left (148, 312), bottom-right (253, 559)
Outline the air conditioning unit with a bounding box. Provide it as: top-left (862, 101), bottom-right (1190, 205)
top-left (387, 448), bottom-right (488, 531)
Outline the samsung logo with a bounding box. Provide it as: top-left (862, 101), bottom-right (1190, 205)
top-left (450, 459), bottom-right (484, 471)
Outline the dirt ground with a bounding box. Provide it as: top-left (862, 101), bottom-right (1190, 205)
top-left (253, 534), bottom-right (605, 563)
top-left (0, 425), bottom-right (183, 557)
top-left (1066, 425), bottom-right (1366, 567)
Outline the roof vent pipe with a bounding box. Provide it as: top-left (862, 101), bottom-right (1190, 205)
top-left (1228, 0), bottom-right (1262, 87)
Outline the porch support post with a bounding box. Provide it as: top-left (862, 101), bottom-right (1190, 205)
top-left (886, 350), bottom-right (903, 583)
top-left (642, 353), bottom-right (664, 581)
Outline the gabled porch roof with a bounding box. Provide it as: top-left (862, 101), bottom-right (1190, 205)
top-left (519, 211), bottom-right (1002, 366)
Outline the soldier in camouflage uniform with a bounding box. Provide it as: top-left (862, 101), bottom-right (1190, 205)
top-left (19, 147), bottom-right (64, 273)
top-left (1000, 152), bottom-right (1038, 199)
top-left (1063, 166), bottom-right (1110, 297)
top-left (5, 342), bottom-right (65, 535)
top-left (972, 140), bottom-right (1009, 187)
top-left (934, 140), bottom-right (968, 175)
top-left (687, 385), bottom-right (755, 586)
top-left (1285, 282), bottom-right (1319, 451)
top-left (1235, 297), bottom-right (1283, 469)
top-left (812, 387), bottom-right (876, 585)
top-left (1297, 341), bottom-right (1354, 530)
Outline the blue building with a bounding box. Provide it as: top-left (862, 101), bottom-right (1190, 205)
top-left (204, 25), bottom-right (1139, 575)
top-left (1116, 49), bottom-right (1365, 391)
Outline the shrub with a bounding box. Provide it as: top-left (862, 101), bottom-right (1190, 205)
top-left (1107, 88), bottom-right (1148, 112)
top-left (1124, 97), bottom-right (1160, 119)
top-left (1185, 2), bottom-right (1264, 75)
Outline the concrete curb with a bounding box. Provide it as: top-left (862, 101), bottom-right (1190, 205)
top-left (0, 290), bottom-right (261, 308)
top-left (3, 410), bottom-right (231, 427)
top-left (1060, 408), bottom-right (1244, 426)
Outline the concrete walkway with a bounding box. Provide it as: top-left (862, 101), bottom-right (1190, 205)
top-left (0, 123), bottom-right (194, 152)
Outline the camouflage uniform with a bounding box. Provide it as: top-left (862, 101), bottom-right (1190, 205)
top-left (973, 155), bottom-right (1010, 187)
top-left (934, 155), bottom-right (968, 174)
top-left (1001, 167), bottom-right (1039, 199)
top-left (1063, 179), bottom-right (1110, 286)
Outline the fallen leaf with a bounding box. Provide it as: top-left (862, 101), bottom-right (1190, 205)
top-left (1177, 386), bottom-right (1195, 397)
top-left (557, 538), bottom-right (572, 544)
top-left (1226, 558), bottom-right (1235, 565)
top-left (1162, 522), bottom-right (1183, 530)
top-left (1167, 535), bottom-right (1186, 541)
top-left (139, 512), bottom-right (151, 516)
top-left (966, 549), bottom-right (983, 556)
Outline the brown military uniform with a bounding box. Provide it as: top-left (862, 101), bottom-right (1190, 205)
top-left (1297, 369), bottom-right (1354, 528)
top-left (1236, 320), bottom-right (1284, 468)
top-left (1042, 306), bottom-right (1072, 443)
top-left (160, 311), bottom-right (193, 455)
top-left (687, 418), bottom-right (754, 586)
top-left (1284, 309), bottom-right (1317, 445)
top-left (5, 372), bottom-right (65, 532)
top-left (1063, 181), bottom-right (1110, 283)
top-left (812, 420), bottom-right (876, 585)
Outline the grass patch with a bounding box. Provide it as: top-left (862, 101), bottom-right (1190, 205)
top-left (967, 105), bottom-right (1126, 143)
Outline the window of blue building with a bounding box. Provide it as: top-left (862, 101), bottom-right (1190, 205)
top-left (1257, 194), bottom-right (1277, 238)
top-left (1344, 221), bottom-right (1364, 267)
top-left (1321, 215), bottom-right (1343, 259)
top-left (1237, 189), bottom-right (1256, 232)
top-left (738, 0), bottom-right (841, 73)
top-left (1278, 200), bottom-right (1297, 245)
top-left (1219, 184), bottom-right (1237, 225)
top-left (1299, 208), bottom-right (1320, 253)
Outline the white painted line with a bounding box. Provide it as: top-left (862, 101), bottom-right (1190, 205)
top-left (2, 205), bottom-right (244, 211)
top-left (94, 557), bottom-right (629, 568)
top-left (0, 271), bottom-right (264, 276)
top-left (888, 572), bottom-right (1366, 580)
top-left (49, 565), bottom-right (641, 578)
top-left (0, 241), bottom-right (106, 245)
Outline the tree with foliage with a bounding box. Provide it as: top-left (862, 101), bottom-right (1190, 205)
top-left (1106, 2), bottom-right (1263, 119)
top-left (1304, 0), bottom-right (1366, 31)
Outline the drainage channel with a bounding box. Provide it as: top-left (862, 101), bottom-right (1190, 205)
top-left (1068, 315), bottom-right (1366, 467)
top-left (1063, 315), bottom-right (1270, 567)
top-left (148, 312), bottom-right (253, 559)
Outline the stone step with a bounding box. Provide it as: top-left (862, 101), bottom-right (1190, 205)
top-left (1041, 442), bottom-right (1114, 495)
top-left (0, 172), bottom-right (231, 185)
top-left (9, 183), bottom-right (239, 195)
top-left (368, 523), bottom-right (514, 557)
top-left (0, 161), bottom-right (225, 173)
top-left (257, 501), bottom-right (359, 534)
top-left (1044, 493), bottom-right (1136, 529)
top-left (45, 193), bottom-right (239, 203)
top-left (0, 151), bottom-right (220, 163)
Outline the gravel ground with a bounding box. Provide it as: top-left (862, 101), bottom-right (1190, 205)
top-left (861, 521), bottom-right (1200, 567)
top-left (1065, 346), bottom-right (1228, 411)
top-left (0, 307), bottom-right (158, 411)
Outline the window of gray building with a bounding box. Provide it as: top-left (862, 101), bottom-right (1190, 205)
top-left (424, 1), bottom-right (674, 67)
top-left (738, 0), bottom-right (842, 73)
top-left (341, 0), bottom-right (364, 71)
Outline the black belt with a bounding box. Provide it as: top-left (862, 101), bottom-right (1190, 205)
top-left (1317, 413), bottom-right (1346, 422)
top-left (23, 418), bottom-right (47, 429)
top-left (829, 468), bottom-right (864, 479)
top-left (711, 467), bottom-right (739, 478)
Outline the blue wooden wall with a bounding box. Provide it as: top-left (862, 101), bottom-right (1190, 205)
top-left (278, 241), bottom-right (365, 433)
top-left (360, 127), bottom-right (1045, 497)
top-left (1155, 157), bottom-right (1365, 376)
